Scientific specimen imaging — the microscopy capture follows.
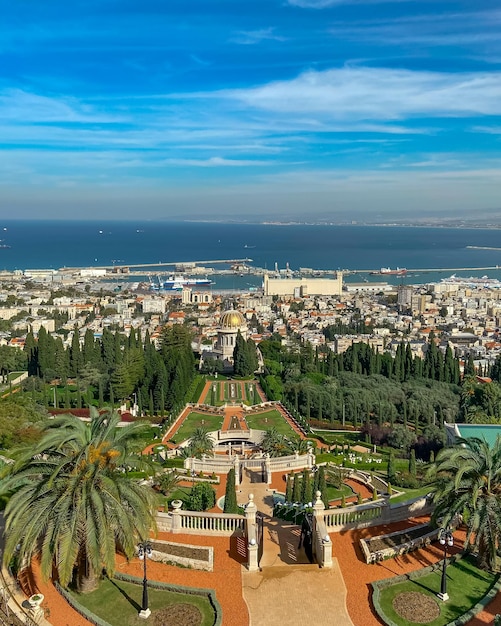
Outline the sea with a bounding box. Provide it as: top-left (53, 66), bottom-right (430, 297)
top-left (1, 220), bottom-right (501, 290)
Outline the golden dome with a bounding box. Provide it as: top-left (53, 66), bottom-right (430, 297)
top-left (219, 309), bottom-right (246, 330)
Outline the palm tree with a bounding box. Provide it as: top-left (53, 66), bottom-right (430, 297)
top-left (186, 427), bottom-right (214, 459)
top-left (429, 436), bottom-right (501, 571)
top-left (154, 469), bottom-right (181, 498)
top-left (1, 408), bottom-right (158, 591)
top-left (261, 428), bottom-right (290, 457)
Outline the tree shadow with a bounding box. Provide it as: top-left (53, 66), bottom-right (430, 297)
top-left (109, 578), bottom-right (141, 611)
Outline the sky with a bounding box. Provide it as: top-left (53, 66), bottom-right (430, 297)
top-left (1, 0), bottom-right (501, 221)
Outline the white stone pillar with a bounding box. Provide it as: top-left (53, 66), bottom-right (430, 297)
top-left (245, 494), bottom-right (259, 572)
top-left (312, 490), bottom-right (333, 568)
top-left (171, 499), bottom-right (183, 534)
top-left (234, 456), bottom-right (240, 486)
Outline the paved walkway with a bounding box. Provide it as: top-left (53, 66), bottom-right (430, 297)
top-left (239, 471), bottom-right (355, 626)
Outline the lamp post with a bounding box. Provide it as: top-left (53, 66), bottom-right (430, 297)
top-left (437, 529), bottom-right (454, 601)
top-left (137, 541), bottom-right (153, 619)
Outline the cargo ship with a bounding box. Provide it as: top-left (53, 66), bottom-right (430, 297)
top-left (370, 267), bottom-right (407, 276)
top-left (151, 276), bottom-right (212, 291)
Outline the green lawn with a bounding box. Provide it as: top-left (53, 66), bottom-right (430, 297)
top-left (326, 482), bottom-right (354, 503)
top-left (376, 556), bottom-right (498, 626)
top-left (390, 485), bottom-right (432, 504)
top-left (71, 576), bottom-right (217, 626)
top-left (245, 410), bottom-right (296, 436)
top-left (170, 412), bottom-right (224, 444)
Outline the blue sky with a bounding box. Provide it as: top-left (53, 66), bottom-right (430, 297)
top-left (1, 0), bottom-right (501, 220)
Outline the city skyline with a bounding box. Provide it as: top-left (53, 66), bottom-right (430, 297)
top-left (1, 0), bottom-right (501, 220)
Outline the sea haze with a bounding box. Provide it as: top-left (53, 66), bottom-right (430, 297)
top-left (1, 221), bottom-right (501, 281)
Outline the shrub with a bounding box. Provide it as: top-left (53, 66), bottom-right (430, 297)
top-left (187, 482), bottom-right (216, 511)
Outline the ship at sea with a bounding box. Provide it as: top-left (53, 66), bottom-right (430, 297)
top-left (151, 275), bottom-right (212, 291)
top-left (370, 267), bottom-right (407, 276)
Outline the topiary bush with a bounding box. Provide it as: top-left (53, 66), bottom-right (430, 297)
top-left (187, 482), bottom-right (216, 511)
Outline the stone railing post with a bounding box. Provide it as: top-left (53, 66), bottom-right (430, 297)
top-left (312, 490), bottom-right (333, 568)
top-left (170, 499), bottom-right (183, 534)
top-left (234, 456), bottom-right (240, 486)
top-left (245, 494), bottom-right (259, 572)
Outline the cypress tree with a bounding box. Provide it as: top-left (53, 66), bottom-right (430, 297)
top-left (301, 468), bottom-right (312, 504)
top-left (292, 473), bottom-right (301, 503)
top-left (223, 468), bottom-right (239, 514)
top-left (318, 466), bottom-right (328, 507)
top-left (286, 473), bottom-right (293, 503)
top-left (409, 448), bottom-right (416, 476)
top-left (312, 467), bottom-right (320, 495)
top-left (69, 327), bottom-right (82, 378)
top-left (387, 450), bottom-right (395, 482)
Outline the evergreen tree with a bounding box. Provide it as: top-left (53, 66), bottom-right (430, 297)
top-left (409, 448), bottom-right (416, 476)
top-left (301, 468), bottom-right (312, 504)
top-left (292, 472), bottom-right (301, 503)
top-left (24, 331), bottom-right (38, 376)
top-left (318, 466), bottom-right (328, 508)
top-left (464, 354), bottom-right (476, 377)
top-left (101, 327), bottom-right (115, 374)
top-left (223, 468), bottom-right (239, 513)
top-left (387, 450), bottom-right (395, 482)
top-left (69, 327), bottom-right (83, 378)
top-left (286, 473), bottom-right (293, 503)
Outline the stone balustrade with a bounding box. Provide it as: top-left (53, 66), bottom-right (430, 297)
top-left (321, 495), bottom-right (432, 532)
top-left (156, 506), bottom-right (245, 536)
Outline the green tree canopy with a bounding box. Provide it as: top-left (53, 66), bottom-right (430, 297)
top-left (430, 436), bottom-right (501, 571)
top-left (1, 409), bottom-right (157, 590)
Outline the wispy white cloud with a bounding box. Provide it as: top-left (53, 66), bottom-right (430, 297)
top-left (230, 27), bottom-right (286, 45)
top-left (0, 89), bottom-right (124, 123)
top-left (326, 10), bottom-right (501, 48)
top-left (162, 157), bottom-right (271, 167)
top-left (472, 125), bottom-right (501, 135)
top-left (223, 66), bottom-right (501, 119)
top-left (287, 0), bottom-right (419, 8)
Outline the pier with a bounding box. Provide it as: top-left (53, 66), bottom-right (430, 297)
top-left (349, 266), bottom-right (500, 275)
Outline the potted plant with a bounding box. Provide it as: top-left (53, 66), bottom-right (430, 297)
top-left (28, 593), bottom-right (44, 608)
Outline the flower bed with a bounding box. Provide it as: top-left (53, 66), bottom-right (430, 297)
top-left (149, 540), bottom-right (214, 571)
top-left (360, 523), bottom-right (439, 564)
